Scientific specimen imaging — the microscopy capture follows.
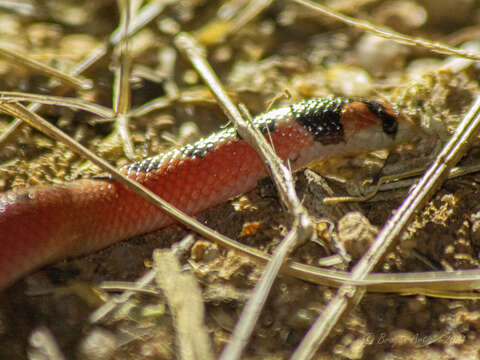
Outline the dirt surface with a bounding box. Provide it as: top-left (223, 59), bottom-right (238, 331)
top-left (2, 0), bottom-right (480, 359)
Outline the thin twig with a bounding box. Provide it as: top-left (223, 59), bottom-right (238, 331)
top-left (291, 92), bottom-right (480, 359)
top-left (90, 270), bottom-right (156, 323)
top-left (174, 32), bottom-right (313, 360)
top-left (292, 0), bottom-right (480, 61)
top-left (113, 0), bottom-right (132, 116)
top-left (112, 0), bottom-right (136, 160)
top-left (128, 90), bottom-right (217, 118)
top-left (154, 247), bottom-right (214, 360)
top-left (0, 46), bottom-right (91, 90)
top-left (0, 92), bottom-right (115, 118)
top-left (228, 0), bottom-right (274, 35)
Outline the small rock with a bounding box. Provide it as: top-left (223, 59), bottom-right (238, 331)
top-left (78, 328), bottom-right (117, 360)
top-left (353, 34), bottom-right (408, 75)
top-left (338, 212), bottom-right (377, 261)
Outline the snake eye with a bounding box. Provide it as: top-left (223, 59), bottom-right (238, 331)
top-left (381, 112), bottom-right (398, 135)
top-left (362, 100), bottom-right (398, 136)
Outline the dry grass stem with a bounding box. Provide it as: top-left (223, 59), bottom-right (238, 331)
top-left (110, 0), bottom-right (136, 160)
top-left (293, 0), bottom-right (480, 61)
top-left (228, 0), bottom-right (274, 36)
top-left (154, 248), bottom-right (214, 360)
top-left (0, 46), bottom-right (91, 90)
top-left (0, 92), bottom-right (115, 118)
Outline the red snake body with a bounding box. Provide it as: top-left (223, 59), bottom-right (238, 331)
top-left (0, 97), bottom-right (416, 289)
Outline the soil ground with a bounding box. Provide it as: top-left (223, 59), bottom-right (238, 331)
top-left (2, 1), bottom-right (480, 359)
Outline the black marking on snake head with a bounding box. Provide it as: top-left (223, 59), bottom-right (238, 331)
top-left (290, 97), bottom-right (350, 145)
top-left (362, 99), bottom-right (398, 137)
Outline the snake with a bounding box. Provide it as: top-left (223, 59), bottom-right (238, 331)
top-left (0, 97), bottom-right (417, 289)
